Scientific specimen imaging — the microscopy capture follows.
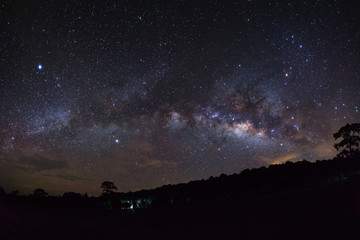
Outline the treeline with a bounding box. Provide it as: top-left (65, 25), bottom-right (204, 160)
top-left (113, 155), bottom-right (360, 208)
top-left (1, 155), bottom-right (359, 211)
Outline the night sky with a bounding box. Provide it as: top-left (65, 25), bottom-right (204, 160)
top-left (1, 0), bottom-right (359, 196)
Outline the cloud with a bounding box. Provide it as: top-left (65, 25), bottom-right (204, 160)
top-left (259, 153), bottom-right (300, 165)
top-left (17, 155), bottom-right (68, 172)
top-left (41, 173), bottom-right (91, 182)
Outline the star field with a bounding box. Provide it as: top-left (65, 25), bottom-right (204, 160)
top-left (0, 0), bottom-right (359, 195)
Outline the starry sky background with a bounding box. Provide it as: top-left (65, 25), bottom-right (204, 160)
top-left (1, 0), bottom-right (359, 196)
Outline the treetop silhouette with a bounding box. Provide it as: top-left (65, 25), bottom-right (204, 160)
top-left (101, 181), bottom-right (117, 194)
top-left (33, 188), bottom-right (48, 198)
top-left (333, 123), bottom-right (360, 158)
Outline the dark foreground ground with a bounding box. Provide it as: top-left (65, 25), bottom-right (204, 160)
top-left (1, 181), bottom-right (359, 240)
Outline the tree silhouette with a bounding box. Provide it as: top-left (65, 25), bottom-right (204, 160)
top-left (333, 123), bottom-right (360, 158)
top-left (100, 181), bottom-right (117, 194)
top-left (33, 188), bottom-right (48, 198)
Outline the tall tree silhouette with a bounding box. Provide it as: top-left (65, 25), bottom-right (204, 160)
top-left (333, 123), bottom-right (360, 158)
top-left (100, 181), bottom-right (117, 194)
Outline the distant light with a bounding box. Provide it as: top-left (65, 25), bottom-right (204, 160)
top-left (11, 136), bottom-right (15, 140)
top-left (299, 45), bottom-right (303, 49)
top-left (291, 116), bottom-right (294, 120)
top-left (115, 139), bottom-right (119, 143)
top-left (217, 148), bottom-right (221, 151)
top-left (271, 129), bottom-right (275, 133)
top-left (38, 64), bottom-right (42, 70)
top-left (285, 73), bottom-right (289, 77)
top-left (280, 143), bottom-right (283, 146)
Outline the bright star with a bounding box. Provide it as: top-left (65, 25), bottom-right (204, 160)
top-left (38, 64), bottom-right (42, 70)
top-left (115, 139), bottom-right (119, 143)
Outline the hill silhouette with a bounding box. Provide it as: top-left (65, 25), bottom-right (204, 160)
top-left (103, 155), bottom-right (359, 208)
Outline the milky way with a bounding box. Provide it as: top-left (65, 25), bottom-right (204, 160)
top-left (1, 1), bottom-right (359, 195)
